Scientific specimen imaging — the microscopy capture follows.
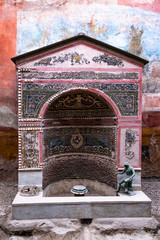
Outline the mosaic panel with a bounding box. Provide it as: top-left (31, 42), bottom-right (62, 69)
top-left (92, 53), bottom-right (124, 67)
top-left (125, 129), bottom-right (139, 159)
top-left (33, 52), bottom-right (124, 67)
top-left (22, 83), bottom-right (138, 118)
top-left (119, 128), bottom-right (140, 167)
top-left (21, 131), bottom-right (39, 168)
top-left (22, 91), bottom-right (56, 118)
top-left (44, 91), bottom-right (116, 119)
top-left (21, 71), bottom-right (139, 80)
top-left (43, 127), bottom-right (117, 160)
top-left (34, 52), bottom-right (90, 66)
top-left (51, 92), bottom-right (105, 109)
top-left (22, 82), bottom-right (138, 92)
top-left (107, 92), bottom-right (138, 115)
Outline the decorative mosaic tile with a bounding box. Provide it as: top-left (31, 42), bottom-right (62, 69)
top-left (107, 92), bottom-right (138, 115)
top-left (22, 82), bottom-right (138, 92)
top-left (33, 52), bottom-right (124, 67)
top-left (43, 127), bottom-right (117, 160)
top-left (125, 128), bottom-right (139, 159)
top-left (119, 127), bottom-right (140, 167)
top-left (21, 71), bottom-right (139, 80)
top-left (34, 52), bottom-right (90, 66)
top-left (92, 53), bottom-right (124, 67)
top-left (21, 131), bottom-right (39, 168)
top-left (22, 83), bottom-right (138, 117)
top-left (22, 91), bottom-right (56, 118)
top-left (44, 91), bottom-right (116, 119)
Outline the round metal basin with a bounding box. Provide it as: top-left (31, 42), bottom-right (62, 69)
top-left (71, 185), bottom-right (88, 196)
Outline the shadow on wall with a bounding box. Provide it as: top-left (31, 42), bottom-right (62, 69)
top-left (0, 127), bottom-right (18, 181)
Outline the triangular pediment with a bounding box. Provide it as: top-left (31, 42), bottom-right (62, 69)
top-left (11, 34), bottom-right (148, 68)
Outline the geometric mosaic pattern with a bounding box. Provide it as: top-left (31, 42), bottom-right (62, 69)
top-left (22, 91), bottom-right (55, 118)
top-left (108, 92), bottom-right (138, 115)
top-left (22, 82), bottom-right (138, 92)
top-left (21, 71), bottom-right (139, 80)
top-left (21, 131), bottom-right (39, 168)
top-left (22, 83), bottom-right (139, 118)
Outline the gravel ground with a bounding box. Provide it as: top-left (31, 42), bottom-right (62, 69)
top-left (142, 179), bottom-right (160, 221)
top-left (0, 178), bottom-right (159, 239)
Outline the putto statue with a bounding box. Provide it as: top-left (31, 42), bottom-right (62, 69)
top-left (115, 162), bottom-right (136, 196)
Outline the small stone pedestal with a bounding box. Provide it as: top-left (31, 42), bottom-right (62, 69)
top-left (71, 185), bottom-right (88, 196)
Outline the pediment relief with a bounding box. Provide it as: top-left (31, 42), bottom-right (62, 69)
top-left (33, 50), bottom-right (124, 68)
top-left (12, 34), bottom-right (148, 69)
top-left (17, 43), bottom-right (141, 69)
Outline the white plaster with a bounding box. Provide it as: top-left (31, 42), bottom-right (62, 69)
top-left (18, 169), bottom-right (42, 186)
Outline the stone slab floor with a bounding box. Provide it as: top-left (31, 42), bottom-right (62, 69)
top-left (0, 178), bottom-right (160, 240)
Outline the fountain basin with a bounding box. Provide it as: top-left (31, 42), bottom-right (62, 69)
top-left (12, 191), bottom-right (151, 220)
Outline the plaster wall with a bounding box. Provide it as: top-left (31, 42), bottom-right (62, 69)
top-left (0, 0), bottom-right (160, 178)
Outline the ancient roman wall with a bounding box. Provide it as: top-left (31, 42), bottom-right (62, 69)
top-left (0, 0), bottom-right (160, 178)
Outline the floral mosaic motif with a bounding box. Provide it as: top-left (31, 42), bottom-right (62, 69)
top-left (34, 52), bottom-right (90, 66)
top-left (92, 53), bottom-right (124, 67)
top-left (43, 127), bottom-right (117, 159)
top-left (44, 91), bottom-right (116, 118)
top-left (108, 92), bottom-right (138, 115)
top-left (21, 131), bottom-right (39, 168)
top-left (21, 84), bottom-right (138, 118)
top-left (125, 129), bottom-right (139, 159)
top-left (22, 71), bottom-right (139, 80)
top-left (52, 93), bottom-right (104, 109)
top-left (22, 92), bottom-right (54, 118)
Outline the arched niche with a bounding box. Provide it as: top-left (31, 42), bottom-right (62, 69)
top-left (42, 89), bottom-right (118, 189)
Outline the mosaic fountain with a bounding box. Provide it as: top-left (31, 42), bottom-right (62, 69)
top-left (11, 34), bottom-right (151, 220)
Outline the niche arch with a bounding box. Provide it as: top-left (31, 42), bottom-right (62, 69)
top-left (41, 88), bottom-right (119, 189)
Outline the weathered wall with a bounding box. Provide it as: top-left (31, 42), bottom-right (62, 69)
top-left (0, 3), bottom-right (18, 178)
top-left (0, 0), bottom-right (160, 178)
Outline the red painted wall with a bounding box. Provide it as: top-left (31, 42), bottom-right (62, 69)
top-left (0, 4), bottom-right (17, 113)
